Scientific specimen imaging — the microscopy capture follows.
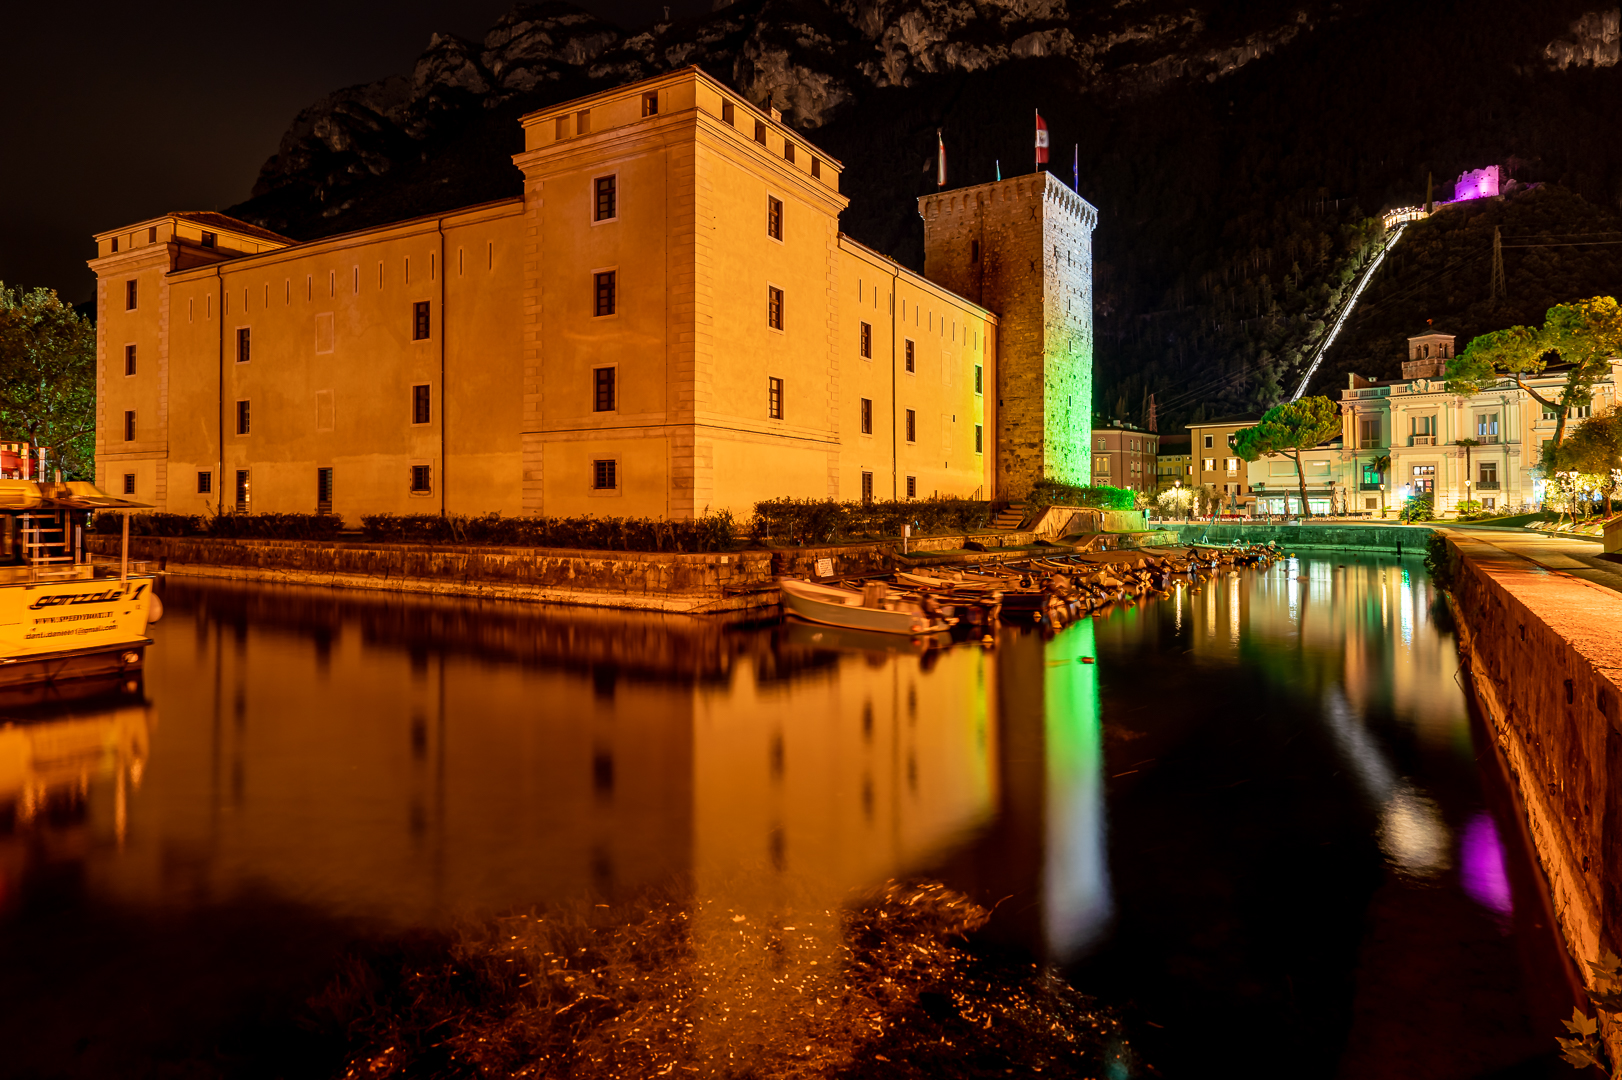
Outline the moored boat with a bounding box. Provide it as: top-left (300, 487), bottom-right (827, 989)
top-left (0, 480), bottom-right (160, 693)
top-left (778, 578), bottom-right (952, 635)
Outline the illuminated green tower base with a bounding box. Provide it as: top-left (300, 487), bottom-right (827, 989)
top-left (920, 171), bottom-right (1098, 498)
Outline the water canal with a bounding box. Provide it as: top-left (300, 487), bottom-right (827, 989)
top-left (0, 553), bottom-right (1580, 1078)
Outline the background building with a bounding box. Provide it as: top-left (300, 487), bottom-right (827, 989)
top-left (1186, 414), bottom-right (1259, 509)
top-left (92, 69), bottom-right (1097, 520)
top-left (1087, 421), bottom-right (1157, 494)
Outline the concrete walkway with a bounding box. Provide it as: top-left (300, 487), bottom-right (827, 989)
top-left (1447, 524), bottom-right (1622, 595)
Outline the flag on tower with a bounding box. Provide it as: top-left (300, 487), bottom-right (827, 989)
top-left (1034, 110), bottom-right (1049, 167)
top-left (995, 160), bottom-right (1002, 181)
top-left (936, 129), bottom-right (947, 188)
top-left (1072, 143), bottom-right (1079, 192)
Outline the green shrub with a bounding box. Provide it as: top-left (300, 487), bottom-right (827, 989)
top-left (749, 497), bottom-right (1000, 545)
top-left (92, 512), bottom-right (205, 537)
top-left (360, 511), bottom-right (737, 552)
top-left (206, 513), bottom-right (345, 540)
top-left (1399, 495), bottom-right (1435, 523)
top-left (1027, 479), bottom-right (1137, 511)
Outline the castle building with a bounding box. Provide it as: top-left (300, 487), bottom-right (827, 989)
top-left (89, 68), bottom-right (1096, 520)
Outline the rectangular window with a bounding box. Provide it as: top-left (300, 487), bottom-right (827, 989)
top-left (236, 326), bottom-right (250, 363)
top-left (594, 271), bottom-right (616, 316)
top-left (317, 467), bottom-right (334, 513)
top-left (904, 340), bottom-right (915, 373)
top-left (1411, 464), bottom-right (1435, 494)
top-left (1542, 406), bottom-right (1558, 421)
top-left (197, 470), bottom-right (212, 494)
top-left (1358, 416), bottom-right (1380, 447)
top-left (975, 424), bottom-right (983, 454)
top-left (1094, 456), bottom-right (1110, 474)
top-left (1479, 461), bottom-right (1499, 485)
top-left (123, 473), bottom-right (136, 495)
top-left (125, 344), bottom-right (137, 376)
top-left (1572, 404), bottom-right (1593, 419)
top-left (413, 301), bottom-right (430, 340)
top-left (594, 175), bottom-right (617, 221)
top-left (1203, 434), bottom-right (1213, 449)
top-left (642, 91), bottom-right (658, 117)
top-left (905, 409), bottom-right (916, 443)
top-left (236, 400), bottom-right (250, 435)
top-left (555, 116), bottom-right (568, 140)
top-left (1225, 457), bottom-right (1240, 473)
top-left (860, 397), bottom-right (873, 434)
top-left (235, 470), bottom-right (250, 513)
top-left (767, 196), bottom-right (783, 240)
top-left (411, 464), bottom-right (432, 493)
top-left (859, 321), bottom-right (872, 358)
top-left (811, 157), bottom-right (821, 179)
top-left (974, 365), bottom-right (983, 394)
top-left (861, 471), bottom-right (874, 504)
top-left (767, 286), bottom-right (784, 330)
top-left (768, 376), bottom-right (784, 419)
top-left (906, 476), bottom-right (916, 499)
top-left (412, 384), bottom-right (431, 425)
top-left (576, 109), bottom-right (590, 135)
top-left (784, 141), bottom-right (795, 164)
top-left (754, 119), bottom-right (767, 144)
top-left (125, 280), bottom-right (137, 310)
top-left (1476, 413), bottom-right (1499, 438)
top-left (123, 410), bottom-right (135, 441)
top-left (592, 459), bottom-right (617, 490)
top-left (594, 366), bottom-right (616, 412)
top-left (1203, 457), bottom-right (1216, 471)
top-left (722, 100), bottom-right (735, 125)
top-left (200, 231), bottom-right (217, 248)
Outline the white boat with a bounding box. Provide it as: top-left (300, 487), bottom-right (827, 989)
top-left (0, 480), bottom-right (160, 693)
top-left (778, 578), bottom-right (952, 635)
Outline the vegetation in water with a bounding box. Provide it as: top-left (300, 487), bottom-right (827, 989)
top-left (305, 881), bottom-right (1130, 1080)
top-left (0, 283), bottom-right (95, 479)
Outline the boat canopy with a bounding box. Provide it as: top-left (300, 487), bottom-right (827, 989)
top-left (0, 480), bottom-right (151, 512)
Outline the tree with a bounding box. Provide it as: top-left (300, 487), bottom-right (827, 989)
top-left (1234, 396), bottom-right (1342, 519)
top-left (1447, 296), bottom-right (1622, 447)
top-left (1454, 437), bottom-right (1479, 511)
top-left (0, 284), bottom-right (96, 479)
top-left (1371, 452), bottom-right (1391, 517)
top-left (1554, 407), bottom-right (1622, 516)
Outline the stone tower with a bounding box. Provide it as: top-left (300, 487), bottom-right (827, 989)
top-left (919, 171), bottom-right (1097, 498)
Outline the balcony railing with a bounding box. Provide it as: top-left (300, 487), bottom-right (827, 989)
top-left (1475, 480), bottom-right (1500, 491)
top-left (1411, 435), bottom-right (1436, 446)
top-left (1473, 434), bottom-right (1499, 444)
top-left (1360, 482), bottom-right (1383, 491)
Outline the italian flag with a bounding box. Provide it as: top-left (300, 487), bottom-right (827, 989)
top-left (1035, 110), bottom-right (1049, 166)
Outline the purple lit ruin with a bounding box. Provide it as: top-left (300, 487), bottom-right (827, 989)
top-left (1451, 166), bottom-right (1501, 202)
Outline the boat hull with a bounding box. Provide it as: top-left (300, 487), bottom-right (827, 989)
top-left (779, 580), bottom-right (946, 635)
top-left (0, 576), bottom-right (157, 671)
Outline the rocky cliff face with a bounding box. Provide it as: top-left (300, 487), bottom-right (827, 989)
top-left (228, 0), bottom-right (1622, 431)
top-left (237, 0), bottom-right (1346, 231)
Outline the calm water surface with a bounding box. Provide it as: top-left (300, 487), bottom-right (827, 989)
top-left (0, 554), bottom-right (1578, 1077)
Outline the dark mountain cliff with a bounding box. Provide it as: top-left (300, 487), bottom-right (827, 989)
top-left (225, 0), bottom-right (1622, 431)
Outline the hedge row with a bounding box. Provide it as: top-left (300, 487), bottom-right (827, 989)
top-left (93, 512), bottom-right (344, 539)
top-left (358, 512), bottom-right (738, 552)
top-left (749, 497), bottom-right (1001, 545)
top-left (1026, 480), bottom-right (1138, 512)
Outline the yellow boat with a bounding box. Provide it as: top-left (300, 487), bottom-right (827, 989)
top-left (0, 480), bottom-right (160, 693)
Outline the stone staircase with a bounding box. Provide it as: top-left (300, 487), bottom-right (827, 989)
top-left (991, 503), bottom-right (1026, 530)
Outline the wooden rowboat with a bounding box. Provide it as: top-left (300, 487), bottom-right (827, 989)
top-left (779, 578), bottom-right (952, 635)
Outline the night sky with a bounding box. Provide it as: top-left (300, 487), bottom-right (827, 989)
top-left (1, 0), bottom-right (705, 306)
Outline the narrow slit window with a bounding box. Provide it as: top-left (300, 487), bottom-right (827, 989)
top-left (235, 470), bottom-right (250, 512)
top-left (722, 100), bottom-right (735, 125)
top-left (125, 280), bottom-right (137, 310)
top-left (974, 364), bottom-right (982, 394)
top-left (861, 471), bottom-right (874, 504)
top-left (767, 196), bottom-right (783, 240)
top-left (413, 301), bottom-right (430, 340)
top-left (905, 409), bottom-right (916, 443)
top-left (317, 468), bottom-right (334, 513)
top-left (754, 119), bottom-right (767, 144)
top-left (811, 157), bottom-right (821, 179)
top-left (594, 366), bottom-right (616, 412)
top-left (124, 344), bottom-right (137, 376)
top-left (197, 470), bottom-right (212, 495)
top-left (236, 327), bottom-right (250, 363)
top-left (412, 384), bottom-right (431, 425)
top-left (859, 322), bottom-right (872, 359)
top-left (123, 410), bottom-right (136, 441)
top-left (904, 339), bottom-right (915, 373)
top-left (642, 91), bottom-right (659, 116)
top-left (594, 271), bottom-right (616, 316)
top-left (235, 400), bottom-right (250, 436)
top-left (906, 476), bottom-right (916, 499)
top-left (783, 142), bottom-right (795, 164)
top-left (123, 474), bottom-right (136, 495)
top-left (768, 377), bottom-right (784, 420)
top-left (975, 424), bottom-right (983, 454)
top-left (860, 398), bottom-right (873, 435)
top-left (767, 286), bottom-right (784, 330)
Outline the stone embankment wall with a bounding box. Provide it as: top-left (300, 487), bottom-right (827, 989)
top-left (1443, 530), bottom-right (1622, 1062)
top-left (88, 535), bottom-right (775, 614)
top-left (1167, 522), bottom-right (1433, 552)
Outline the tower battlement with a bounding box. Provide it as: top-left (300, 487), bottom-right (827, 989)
top-left (920, 172), bottom-right (1097, 497)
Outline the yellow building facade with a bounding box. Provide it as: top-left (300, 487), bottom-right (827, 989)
top-left (90, 68), bottom-right (1095, 520)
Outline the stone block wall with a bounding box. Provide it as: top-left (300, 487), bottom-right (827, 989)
top-left (920, 172), bottom-right (1097, 498)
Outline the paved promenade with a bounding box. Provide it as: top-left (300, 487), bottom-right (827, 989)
top-left (1448, 525), bottom-right (1622, 595)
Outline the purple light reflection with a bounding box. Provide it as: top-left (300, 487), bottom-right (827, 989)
top-left (1460, 812), bottom-right (1513, 918)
